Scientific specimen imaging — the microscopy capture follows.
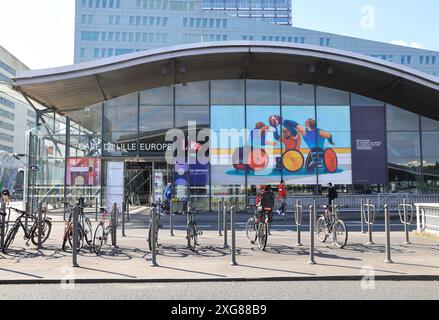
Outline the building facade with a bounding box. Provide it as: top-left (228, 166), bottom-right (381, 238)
top-left (0, 46), bottom-right (36, 191)
top-left (14, 43), bottom-right (439, 212)
top-left (74, 0), bottom-right (439, 77)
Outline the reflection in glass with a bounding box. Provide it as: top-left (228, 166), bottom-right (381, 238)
top-left (387, 105), bottom-right (419, 131)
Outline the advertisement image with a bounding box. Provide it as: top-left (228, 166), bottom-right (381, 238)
top-left (211, 105), bottom-right (352, 185)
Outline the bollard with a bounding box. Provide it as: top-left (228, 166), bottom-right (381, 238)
top-left (308, 200), bottom-right (316, 265)
top-left (170, 200), bottom-right (174, 236)
top-left (360, 199), bottom-right (365, 234)
top-left (122, 201), bottom-right (126, 237)
top-left (295, 200), bottom-right (303, 247)
top-left (0, 201), bottom-right (6, 249)
top-left (37, 202), bottom-right (43, 249)
top-left (384, 204), bottom-right (393, 263)
top-left (150, 207), bottom-right (158, 267)
top-left (230, 206), bottom-right (237, 266)
top-left (72, 205), bottom-right (79, 267)
top-left (366, 199), bottom-right (374, 245)
top-left (223, 202), bottom-right (228, 249)
top-left (218, 199), bottom-right (223, 236)
top-left (112, 203), bottom-right (118, 248)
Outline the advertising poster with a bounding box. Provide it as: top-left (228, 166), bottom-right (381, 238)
top-left (106, 161), bottom-right (124, 210)
top-left (210, 105), bottom-right (352, 185)
top-left (153, 170), bottom-right (163, 202)
top-left (66, 158), bottom-right (101, 186)
top-left (351, 106), bottom-right (387, 184)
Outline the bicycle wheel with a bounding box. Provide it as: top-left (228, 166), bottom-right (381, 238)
top-left (68, 224), bottom-right (84, 252)
top-left (323, 148), bottom-right (338, 173)
top-left (31, 219), bottom-right (52, 246)
top-left (333, 220), bottom-right (348, 249)
top-left (258, 223), bottom-right (268, 251)
top-left (245, 217), bottom-right (257, 243)
top-left (93, 223), bottom-right (105, 255)
top-left (2, 224), bottom-right (19, 253)
top-left (84, 218), bottom-right (93, 246)
top-left (316, 216), bottom-right (328, 243)
top-left (282, 149), bottom-right (304, 173)
top-left (187, 222), bottom-right (197, 251)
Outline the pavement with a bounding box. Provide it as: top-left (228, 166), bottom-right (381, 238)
top-left (1, 281), bottom-right (439, 300)
top-left (0, 204), bottom-right (438, 284)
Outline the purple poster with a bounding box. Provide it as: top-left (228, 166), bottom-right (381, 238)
top-left (351, 106), bottom-right (387, 184)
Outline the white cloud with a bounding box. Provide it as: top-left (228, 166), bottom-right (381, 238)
top-left (391, 40), bottom-right (424, 49)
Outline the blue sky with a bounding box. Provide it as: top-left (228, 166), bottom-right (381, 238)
top-left (294, 0), bottom-right (439, 51)
top-left (0, 0), bottom-right (437, 69)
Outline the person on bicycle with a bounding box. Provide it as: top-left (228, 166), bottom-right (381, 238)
top-left (260, 185), bottom-right (275, 221)
top-left (276, 180), bottom-right (286, 217)
top-left (1, 187), bottom-right (10, 205)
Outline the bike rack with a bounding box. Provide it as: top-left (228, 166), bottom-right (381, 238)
top-left (308, 200), bottom-right (316, 265)
top-left (150, 206), bottom-right (158, 267)
top-left (294, 200), bottom-right (303, 246)
top-left (218, 198), bottom-right (223, 237)
top-left (0, 201), bottom-right (6, 249)
top-left (363, 199), bottom-right (376, 245)
top-left (398, 198), bottom-right (413, 245)
top-left (111, 203), bottom-right (118, 248)
top-left (230, 206), bottom-right (237, 266)
top-left (72, 198), bottom-right (83, 268)
top-left (223, 201), bottom-right (228, 249)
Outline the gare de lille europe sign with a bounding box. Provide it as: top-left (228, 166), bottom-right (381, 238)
top-left (79, 141), bottom-right (174, 153)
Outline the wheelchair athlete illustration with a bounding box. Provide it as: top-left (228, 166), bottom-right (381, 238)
top-left (232, 116), bottom-right (338, 174)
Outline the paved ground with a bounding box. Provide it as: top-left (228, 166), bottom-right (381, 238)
top-left (1, 281), bottom-right (438, 300)
top-left (0, 205), bottom-right (438, 283)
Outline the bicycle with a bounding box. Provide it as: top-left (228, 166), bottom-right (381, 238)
top-left (61, 202), bottom-right (93, 252)
top-left (185, 207), bottom-right (202, 252)
top-left (316, 204), bottom-right (348, 248)
top-left (93, 207), bottom-right (113, 255)
top-left (246, 207), bottom-right (272, 251)
top-left (2, 207), bottom-right (52, 253)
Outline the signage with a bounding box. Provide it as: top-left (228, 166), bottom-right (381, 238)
top-left (106, 162), bottom-right (124, 211)
top-left (153, 170), bottom-right (164, 202)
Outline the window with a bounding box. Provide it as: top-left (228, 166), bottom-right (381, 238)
top-left (0, 144), bottom-right (13, 153)
top-left (80, 48), bottom-right (86, 58)
top-left (183, 17), bottom-right (188, 26)
top-left (81, 31), bottom-right (99, 41)
top-left (101, 32), bottom-right (107, 41)
top-left (0, 97), bottom-right (15, 109)
top-left (0, 109), bottom-right (14, 120)
top-left (420, 56), bottom-right (424, 64)
top-left (0, 132), bottom-right (14, 143)
top-left (0, 120), bottom-right (13, 131)
top-left (163, 17), bottom-right (168, 26)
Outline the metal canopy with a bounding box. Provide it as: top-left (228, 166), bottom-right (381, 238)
top-left (13, 41), bottom-right (439, 119)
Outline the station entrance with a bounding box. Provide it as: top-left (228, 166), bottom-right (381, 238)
top-left (124, 160), bottom-right (173, 207)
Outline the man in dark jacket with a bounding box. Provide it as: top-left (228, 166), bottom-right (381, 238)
top-left (260, 185), bottom-right (275, 234)
top-left (327, 183), bottom-right (338, 206)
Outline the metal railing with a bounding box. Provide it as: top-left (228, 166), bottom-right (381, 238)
top-left (415, 203), bottom-right (439, 234)
top-left (247, 194), bottom-right (439, 212)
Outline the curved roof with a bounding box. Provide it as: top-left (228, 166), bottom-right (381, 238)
top-left (12, 41), bottom-right (439, 119)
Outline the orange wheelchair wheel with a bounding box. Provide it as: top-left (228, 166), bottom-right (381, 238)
top-left (282, 150), bottom-right (304, 173)
top-left (323, 148), bottom-right (338, 173)
top-left (247, 149), bottom-right (269, 171)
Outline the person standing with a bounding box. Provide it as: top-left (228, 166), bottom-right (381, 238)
top-left (162, 183), bottom-right (172, 215)
top-left (327, 183), bottom-right (338, 206)
top-left (276, 180), bottom-right (286, 218)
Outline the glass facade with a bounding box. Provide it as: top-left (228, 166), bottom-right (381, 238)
top-left (27, 80), bottom-right (439, 213)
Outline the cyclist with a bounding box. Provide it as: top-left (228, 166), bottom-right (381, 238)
top-left (327, 182), bottom-right (338, 206)
top-left (260, 185), bottom-right (275, 224)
